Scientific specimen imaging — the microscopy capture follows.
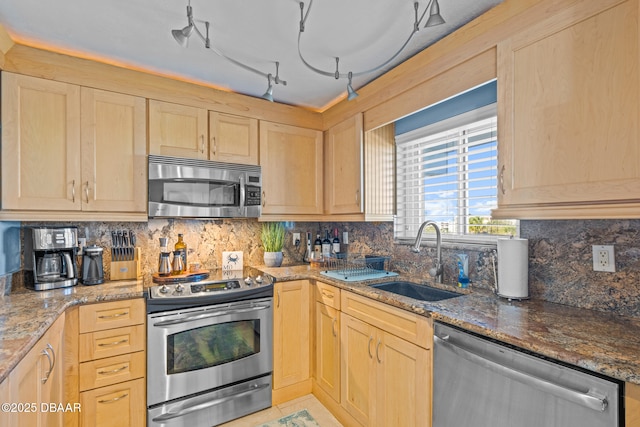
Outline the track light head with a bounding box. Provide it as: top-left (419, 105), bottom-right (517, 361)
top-left (347, 72), bottom-right (358, 101)
top-left (262, 74), bottom-right (274, 102)
top-left (172, 25), bottom-right (194, 46)
top-left (425, 0), bottom-right (445, 27)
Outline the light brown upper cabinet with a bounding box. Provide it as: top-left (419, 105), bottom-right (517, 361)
top-left (81, 88), bottom-right (147, 213)
top-left (209, 112), bottom-right (259, 165)
top-left (2, 73), bottom-right (81, 211)
top-left (324, 113), bottom-right (364, 215)
top-left (326, 116), bottom-right (395, 221)
top-left (260, 121), bottom-right (323, 216)
top-left (1, 73), bottom-right (147, 217)
top-left (494, 0), bottom-right (640, 219)
top-left (148, 100), bottom-right (208, 159)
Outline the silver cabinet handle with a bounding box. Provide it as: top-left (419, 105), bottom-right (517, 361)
top-left (276, 290), bottom-right (280, 308)
top-left (212, 136), bottom-right (217, 156)
top-left (98, 393), bottom-right (128, 404)
top-left (98, 365), bottom-right (129, 375)
top-left (71, 180), bottom-right (76, 203)
top-left (98, 311), bottom-right (129, 319)
top-left (499, 165), bottom-right (506, 195)
top-left (434, 335), bottom-right (608, 412)
top-left (367, 336), bottom-right (373, 359)
top-left (97, 338), bottom-right (129, 347)
top-left (331, 318), bottom-right (337, 337)
top-left (41, 344), bottom-right (55, 384)
top-left (85, 181), bottom-right (90, 203)
top-left (200, 135), bottom-right (205, 154)
top-left (376, 339), bottom-right (382, 363)
top-left (356, 189), bottom-right (359, 203)
top-left (262, 190), bottom-right (266, 207)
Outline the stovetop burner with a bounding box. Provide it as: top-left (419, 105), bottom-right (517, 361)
top-left (146, 269), bottom-right (275, 313)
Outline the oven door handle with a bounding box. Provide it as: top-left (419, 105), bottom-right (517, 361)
top-left (151, 382), bottom-right (270, 422)
top-left (153, 304), bottom-right (270, 327)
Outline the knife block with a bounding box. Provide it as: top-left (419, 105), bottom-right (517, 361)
top-left (110, 247), bottom-right (142, 281)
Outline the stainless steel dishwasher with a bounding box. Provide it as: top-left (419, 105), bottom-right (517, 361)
top-left (433, 322), bottom-right (622, 427)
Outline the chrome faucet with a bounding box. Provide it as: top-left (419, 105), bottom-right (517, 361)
top-left (411, 220), bottom-right (443, 283)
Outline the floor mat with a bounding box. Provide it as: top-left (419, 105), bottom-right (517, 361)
top-left (257, 409), bottom-right (320, 427)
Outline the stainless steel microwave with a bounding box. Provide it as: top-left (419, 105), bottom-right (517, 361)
top-left (148, 155), bottom-right (261, 218)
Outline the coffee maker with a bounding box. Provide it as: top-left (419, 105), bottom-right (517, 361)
top-left (25, 226), bottom-right (78, 291)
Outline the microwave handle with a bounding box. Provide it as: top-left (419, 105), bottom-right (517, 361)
top-left (239, 175), bottom-right (246, 215)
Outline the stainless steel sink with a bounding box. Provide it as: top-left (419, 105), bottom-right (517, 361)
top-left (371, 281), bottom-right (462, 302)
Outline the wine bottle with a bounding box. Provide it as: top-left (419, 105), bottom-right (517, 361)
top-left (322, 230), bottom-right (331, 258)
top-left (314, 233), bottom-right (322, 259)
top-left (174, 233), bottom-right (187, 274)
top-left (332, 228), bottom-right (341, 254)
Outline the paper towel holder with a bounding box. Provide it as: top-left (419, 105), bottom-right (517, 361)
top-left (491, 243), bottom-right (530, 301)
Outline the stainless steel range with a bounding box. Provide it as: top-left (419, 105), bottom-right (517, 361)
top-left (146, 271), bottom-right (274, 427)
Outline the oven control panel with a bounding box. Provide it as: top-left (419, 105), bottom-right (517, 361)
top-left (148, 276), bottom-right (272, 300)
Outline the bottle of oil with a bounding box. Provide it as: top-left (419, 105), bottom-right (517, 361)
top-left (174, 234), bottom-right (187, 274)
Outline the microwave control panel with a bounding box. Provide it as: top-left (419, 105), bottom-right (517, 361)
top-left (245, 185), bottom-right (261, 206)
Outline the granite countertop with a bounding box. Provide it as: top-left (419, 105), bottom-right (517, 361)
top-left (260, 264), bottom-right (640, 385)
top-left (1, 264), bottom-right (640, 388)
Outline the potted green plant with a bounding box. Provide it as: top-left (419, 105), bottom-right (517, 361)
top-left (261, 222), bottom-right (285, 267)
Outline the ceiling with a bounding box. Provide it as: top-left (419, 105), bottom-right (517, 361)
top-left (0, 0), bottom-right (503, 111)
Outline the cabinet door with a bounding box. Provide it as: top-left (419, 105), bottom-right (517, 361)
top-left (1, 72), bottom-right (81, 211)
top-left (315, 301), bottom-right (341, 403)
top-left (148, 100), bottom-right (208, 159)
top-left (0, 378), bottom-right (9, 427)
top-left (325, 113), bottom-right (363, 214)
top-left (628, 382), bottom-right (640, 427)
top-left (341, 313), bottom-right (377, 426)
top-left (9, 314), bottom-right (65, 427)
top-left (260, 121), bottom-right (323, 215)
top-left (81, 88), bottom-right (147, 212)
top-left (496, 0), bottom-right (640, 216)
top-left (80, 378), bottom-right (145, 427)
top-left (209, 112), bottom-right (259, 164)
top-left (273, 280), bottom-right (310, 389)
top-left (376, 331), bottom-right (430, 427)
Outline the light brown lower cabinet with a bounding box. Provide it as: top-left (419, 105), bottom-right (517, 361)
top-left (340, 313), bottom-right (431, 427)
top-left (80, 378), bottom-right (145, 427)
top-left (8, 312), bottom-right (65, 427)
top-left (76, 299), bottom-right (146, 427)
top-left (273, 280), bottom-right (312, 403)
top-left (628, 382), bottom-right (640, 427)
top-left (315, 298), bottom-right (341, 403)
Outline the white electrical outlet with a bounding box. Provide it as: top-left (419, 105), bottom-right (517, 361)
top-left (592, 245), bottom-right (616, 272)
top-left (293, 232), bottom-right (301, 245)
top-left (343, 231), bottom-right (349, 245)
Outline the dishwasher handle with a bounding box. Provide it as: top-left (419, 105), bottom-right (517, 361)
top-left (434, 334), bottom-right (608, 413)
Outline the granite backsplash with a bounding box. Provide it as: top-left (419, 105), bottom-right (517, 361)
top-left (9, 218), bottom-right (640, 318)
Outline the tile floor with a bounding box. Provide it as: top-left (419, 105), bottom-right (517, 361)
top-left (219, 394), bottom-right (343, 427)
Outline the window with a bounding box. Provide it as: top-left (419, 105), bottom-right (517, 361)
top-left (395, 102), bottom-right (516, 242)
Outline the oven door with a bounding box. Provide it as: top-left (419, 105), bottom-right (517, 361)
top-left (147, 297), bottom-right (273, 406)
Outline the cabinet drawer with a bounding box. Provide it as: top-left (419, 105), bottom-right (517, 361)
top-left (80, 378), bottom-right (145, 427)
top-left (79, 299), bottom-right (145, 333)
top-left (315, 281), bottom-right (341, 310)
top-left (79, 351), bottom-right (145, 392)
top-left (341, 291), bottom-right (432, 349)
top-left (79, 325), bottom-right (145, 362)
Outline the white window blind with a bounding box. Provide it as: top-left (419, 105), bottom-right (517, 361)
top-left (395, 104), bottom-right (516, 240)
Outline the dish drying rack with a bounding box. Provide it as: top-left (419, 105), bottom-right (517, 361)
top-left (319, 254), bottom-right (398, 282)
